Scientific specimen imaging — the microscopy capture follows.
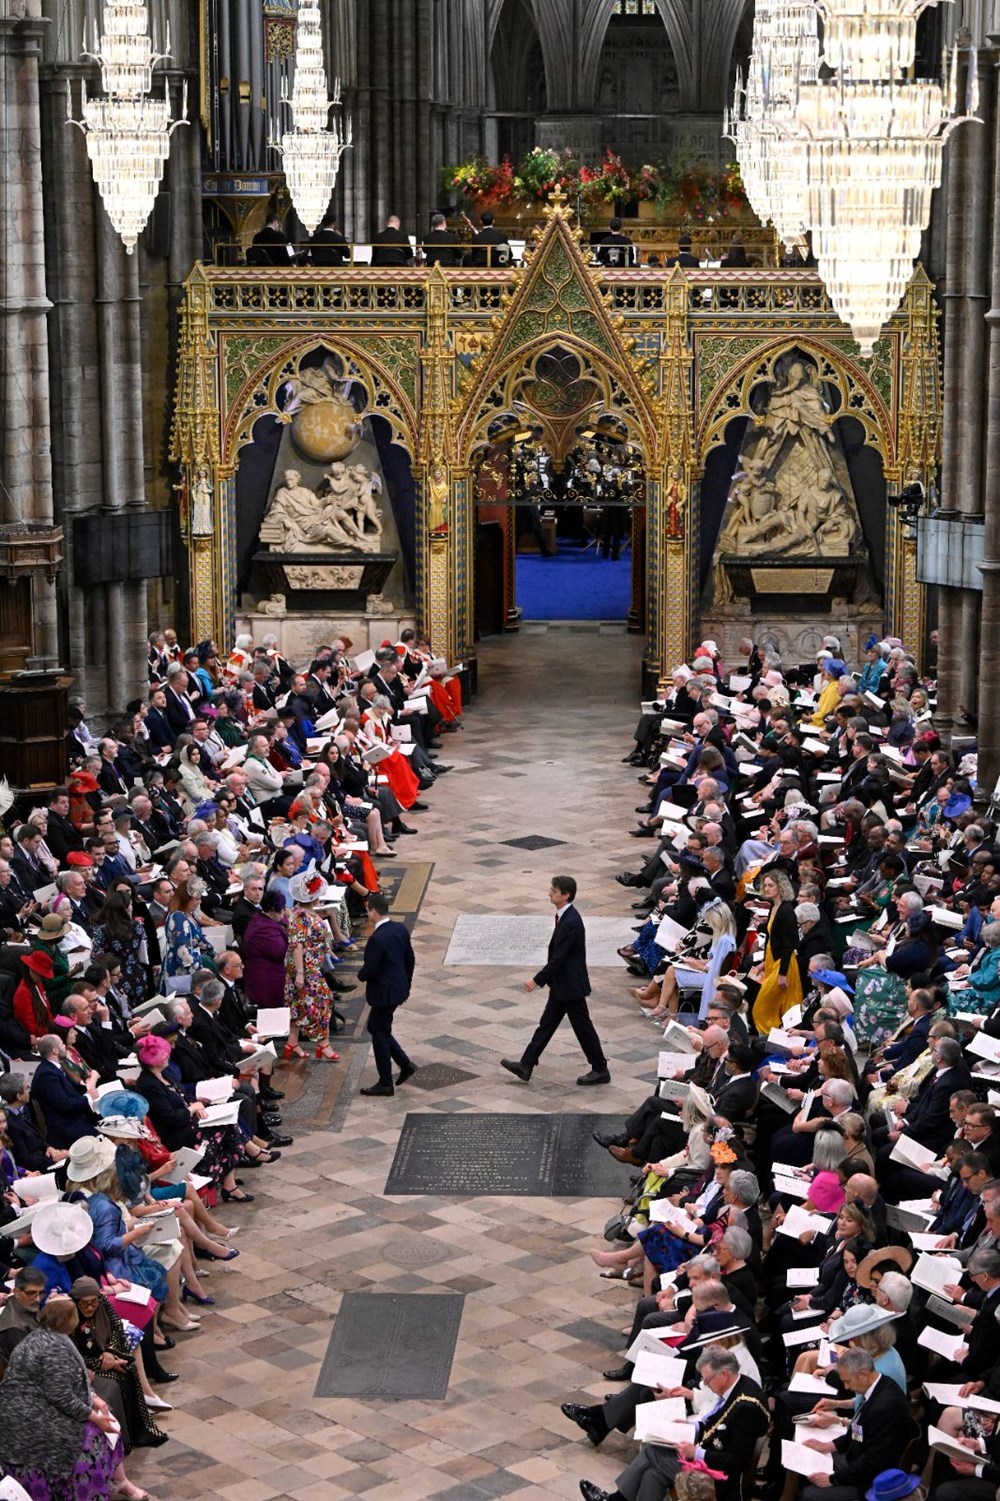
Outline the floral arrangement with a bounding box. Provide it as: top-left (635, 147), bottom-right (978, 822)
top-left (633, 162), bottom-right (663, 203)
top-left (442, 154), bottom-right (516, 210)
top-left (513, 146), bottom-right (578, 201)
top-left (444, 150), bottom-right (752, 223)
top-left (579, 147), bottom-right (635, 205)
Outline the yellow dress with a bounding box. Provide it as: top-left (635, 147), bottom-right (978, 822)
top-left (808, 678), bottom-right (841, 728)
top-left (751, 907), bottom-right (804, 1033)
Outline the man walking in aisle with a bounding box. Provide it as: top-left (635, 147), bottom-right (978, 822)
top-left (358, 893), bottom-right (417, 1097)
top-left (502, 875), bottom-right (610, 1086)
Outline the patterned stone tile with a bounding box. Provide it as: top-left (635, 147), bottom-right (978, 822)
top-left (130, 628), bottom-right (648, 1501)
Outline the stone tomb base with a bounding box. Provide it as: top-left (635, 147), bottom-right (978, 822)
top-left (236, 604), bottom-right (417, 660)
top-left (700, 604), bottom-right (884, 671)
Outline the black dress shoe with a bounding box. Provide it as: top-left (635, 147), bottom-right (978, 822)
top-left (260, 1086), bottom-right (285, 1101)
top-left (577, 1068), bottom-right (611, 1086)
top-left (428, 739), bottom-right (443, 749)
top-left (560, 1402), bottom-right (607, 1447)
top-left (602, 1364), bottom-right (633, 1382)
top-left (629, 827), bottom-right (656, 838)
top-left (394, 824), bottom-right (418, 835)
top-left (593, 1132), bottom-right (627, 1149)
top-left (331, 978), bottom-right (357, 993)
top-left (396, 1062), bottom-right (417, 1085)
top-left (264, 1132), bottom-right (294, 1148)
top-left (360, 1082), bottom-right (394, 1096)
top-left (501, 1058), bottom-right (532, 1082)
top-left (150, 1368), bottom-right (179, 1385)
top-left (260, 1111), bottom-right (282, 1126)
top-left (433, 765), bottom-right (453, 774)
top-left (579, 1481), bottom-right (614, 1501)
top-left (411, 800), bottom-right (429, 811)
top-left (615, 873), bottom-right (644, 888)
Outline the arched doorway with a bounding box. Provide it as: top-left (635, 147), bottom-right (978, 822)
top-left (466, 344), bottom-right (648, 634)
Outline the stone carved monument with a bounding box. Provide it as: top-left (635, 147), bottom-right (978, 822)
top-left (256, 462), bottom-right (396, 604)
top-left (705, 356), bottom-right (881, 659)
top-left (711, 359), bottom-right (872, 605)
top-left (260, 466), bottom-right (385, 554)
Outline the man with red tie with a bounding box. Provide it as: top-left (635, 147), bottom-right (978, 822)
top-left (502, 875), bottom-right (610, 1086)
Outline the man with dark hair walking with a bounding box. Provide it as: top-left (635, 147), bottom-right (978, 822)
top-left (358, 893), bottom-right (417, 1097)
top-left (502, 875), bottom-right (610, 1086)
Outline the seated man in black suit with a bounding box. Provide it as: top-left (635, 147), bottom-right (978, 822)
top-left (465, 211), bottom-right (510, 268)
top-left (310, 215), bottom-right (349, 266)
top-left (370, 214), bottom-right (414, 266)
top-left (578, 1345), bottom-right (768, 1501)
top-left (596, 216), bottom-right (635, 268)
top-left (248, 213), bottom-right (293, 267)
top-left (796, 1347), bottom-right (911, 1500)
top-left (421, 212), bottom-right (461, 267)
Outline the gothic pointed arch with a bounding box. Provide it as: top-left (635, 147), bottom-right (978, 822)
top-left (454, 201), bottom-right (661, 462)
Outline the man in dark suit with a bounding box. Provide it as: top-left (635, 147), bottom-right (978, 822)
top-left (578, 1346), bottom-right (768, 1501)
top-left (248, 214), bottom-right (293, 267)
top-left (358, 893), bottom-right (416, 1097)
top-left (502, 875), bottom-right (610, 1086)
top-left (465, 211), bottom-right (510, 268)
top-left (370, 214), bottom-right (413, 267)
top-left (163, 668), bottom-right (197, 735)
top-left (421, 212), bottom-right (461, 267)
top-left (44, 789), bottom-right (84, 864)
top-left (595, 216), bottom-right (635, 268)
top-left (145, 688), bottom-right (174, 751)
top-left (665, 232), bottom-right (699, 268)
top-left (797, 1347), bottom-right (910, 1500)
top-left (310, 215), bottom-right (349, 266)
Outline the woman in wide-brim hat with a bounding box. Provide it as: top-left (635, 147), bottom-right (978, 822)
top-left (29, 911), bottom-right (81, 1009)
top-left (12, 948), bottom-right (55, 1042)
top-left (284, 865), bottom-right (341, 1061)
top-left (856, 1245), bottom-right (913, 1291)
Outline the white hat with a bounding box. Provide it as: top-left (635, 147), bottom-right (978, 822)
top-left (65, 1134), bottom-right (119, 1182)
top-left (30, 1201), bottom-right (93, 1257)
top-left (97, 1116), bottom-right (144, 1140)
top-left (288, 862), bottom-right (331, 905)
top-left (827, 1304), bottom-right (899, 1342)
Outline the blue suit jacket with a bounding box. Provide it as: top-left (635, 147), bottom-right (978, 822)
top-left (358, 920), bottom-right (415, 1008)
top-left (29, 1059), bottom-right (96, 1149)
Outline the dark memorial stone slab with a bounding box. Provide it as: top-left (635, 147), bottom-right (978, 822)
top-left (384, 1113), bottom-right (631, 1197)
top-left (407, 1063), bottom-right (478, 1091)
top-left (314, 1292), bottom-right (463, 1399)
top-left (500, 834), bottom-right (567, 851)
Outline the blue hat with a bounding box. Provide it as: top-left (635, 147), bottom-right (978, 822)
top-left (194, 800), bottom-right (220, 819)
top-left (813, 968), bottom-right (854, 995)
top-left (96, 1090), bottom-right (149, 1120)
top-left (864, 635), bottom-right (879, 652)
top-left (822, 658), bottom-right (847, 678)
top-left (865, 1473), bottom-right (922, 1501)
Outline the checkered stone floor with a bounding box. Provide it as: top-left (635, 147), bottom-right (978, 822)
top-left (131, 626), bottom-right (660, 1501)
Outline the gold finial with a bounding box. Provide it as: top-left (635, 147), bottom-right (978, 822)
top-left (544, 183), bottom-right (570, 217)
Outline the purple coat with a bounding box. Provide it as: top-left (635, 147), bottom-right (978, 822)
top-left (242, 910), bottom-right (289, 1008)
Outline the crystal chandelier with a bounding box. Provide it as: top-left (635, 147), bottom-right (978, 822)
top-left (273, 0), bottom-right (353, 234)
top-left (68, 2), bottom-right (187, 255)
top-left (784, 1), bottom-right (977, 355)
top-left (727, 1), bottom-right (819, 251)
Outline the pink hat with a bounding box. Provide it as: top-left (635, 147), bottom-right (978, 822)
top-left (136, 1034), bottom-right (172, 1068)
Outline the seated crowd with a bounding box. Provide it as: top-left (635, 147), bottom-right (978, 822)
top-left (560, 633), bottom-right (999, 1501)
top-left (0, 626), bottom-right (461, 1500)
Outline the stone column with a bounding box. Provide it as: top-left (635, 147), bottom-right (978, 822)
top-left (977, 49), bottom-right (1000, 799)
top-left (937, 51), bottom-right (993, 742)
top-left (0, 3), bottom-right (59, 666)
